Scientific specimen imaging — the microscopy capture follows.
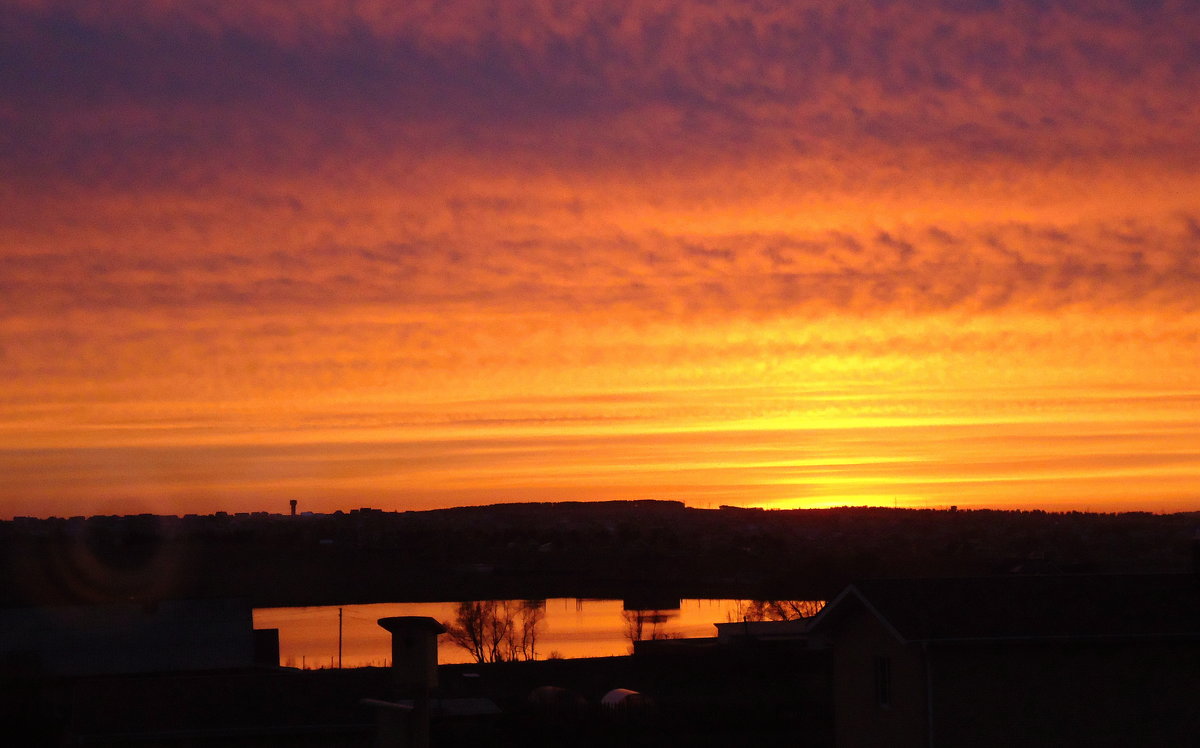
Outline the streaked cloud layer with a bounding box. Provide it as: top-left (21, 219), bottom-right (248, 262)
top-left (2, 1), bottom-right (1197, 517)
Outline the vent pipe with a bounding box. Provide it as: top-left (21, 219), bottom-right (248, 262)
top-left (373, 616), bottom-right (446, 748)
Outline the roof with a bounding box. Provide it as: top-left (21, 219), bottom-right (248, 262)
top-left (810, 573), bottom-right (1200, 643)
top-left (714, 618), bottom-right (810, 640)
top-left (376, 616), bottom-right (447, 635)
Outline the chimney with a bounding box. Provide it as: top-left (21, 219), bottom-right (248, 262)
top-left (374, 616), bottom-right (446, 748)
top-left (289, 499), bottom-right (297, 517)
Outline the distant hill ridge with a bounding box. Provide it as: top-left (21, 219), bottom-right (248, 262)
top-left (2, 502), bottom-right (1197, 609)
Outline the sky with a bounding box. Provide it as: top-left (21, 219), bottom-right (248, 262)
top-left (1, 0), bottom-right (1198, 519)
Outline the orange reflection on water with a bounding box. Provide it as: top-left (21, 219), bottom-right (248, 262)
top-left (253, 599), bottom-right (754, 668)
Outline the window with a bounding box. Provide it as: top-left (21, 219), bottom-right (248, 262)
top-left (873, 655), bottom-right (892, 708)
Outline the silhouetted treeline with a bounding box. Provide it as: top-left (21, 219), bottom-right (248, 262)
top-left (2, 501), bottom-right (1197, 608)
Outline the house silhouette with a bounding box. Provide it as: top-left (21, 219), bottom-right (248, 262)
top-left (808, 574), bottom-right (1200, 747)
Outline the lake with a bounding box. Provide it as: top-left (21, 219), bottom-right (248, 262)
top-left (254, 598), bottom-right (756, 667)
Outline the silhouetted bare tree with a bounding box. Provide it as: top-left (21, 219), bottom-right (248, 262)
top-left (443, 600), bottom-right (545, 663)
top-left (730, 599), bottom-right (826, 621)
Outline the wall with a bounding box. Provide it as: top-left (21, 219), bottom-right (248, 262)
top-left (0, 598), bottom-right (256, 676)
top-left (929, 639), bottom-right (1200, 748)
top-left (828, 600), bottom-right (927, 748)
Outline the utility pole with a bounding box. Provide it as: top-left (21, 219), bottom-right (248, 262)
top-left (338, 607), bottom-right (343, 668)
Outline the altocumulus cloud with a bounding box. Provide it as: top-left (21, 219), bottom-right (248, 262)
top-left (1, 1), bottom-right (1199, 516)
top-left (4, 0), bottom-right (1200, 184)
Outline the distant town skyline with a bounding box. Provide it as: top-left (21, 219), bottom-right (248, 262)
top-left (2, 2), bottom-right (1198, 519)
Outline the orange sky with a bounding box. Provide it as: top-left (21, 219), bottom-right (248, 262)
top-left (1, 1), bottom-right (1198, 518)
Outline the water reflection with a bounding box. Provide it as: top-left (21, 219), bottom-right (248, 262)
top-left (621, 608), bottom-right (675, 643)
top-left (254, 599), bottom-right (754, 668)
top-left (443, 600), bottom-right (545, 663)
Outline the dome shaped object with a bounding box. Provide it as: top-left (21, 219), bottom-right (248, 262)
top-left (601, 688), bottom-right (646, 709)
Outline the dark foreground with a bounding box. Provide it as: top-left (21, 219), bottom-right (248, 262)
top-left (4, 573), bottom-right (1199, 746)
top-left (3, 503), bottom-right (1198, 746)
top-left (5, 644), bottom-right (832, 747)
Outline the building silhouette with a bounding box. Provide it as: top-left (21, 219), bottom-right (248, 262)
top-left (809, 574), bottom-right (1200, 747)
